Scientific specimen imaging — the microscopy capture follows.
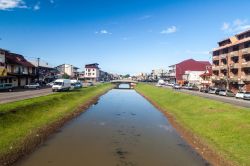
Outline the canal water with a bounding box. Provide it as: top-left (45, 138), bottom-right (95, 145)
top-left (16, 88), bottom-right (209, 166)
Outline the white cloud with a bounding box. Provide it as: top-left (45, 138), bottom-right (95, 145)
top-left (95, 30), bottom-right (112, 35)
top-left (0, 0), bottom-right (27, 10)
top-left (160, 26), bottom-right (177, 34)
top-left (221, 19), bottom-right (250, 34)
top-left (138, 15), bottom-right (152, 20)
top-left (33, 2), bottom-right (40, 10)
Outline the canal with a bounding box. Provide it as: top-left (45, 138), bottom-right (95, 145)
top-left (16, 88), bottom-right (209, 166)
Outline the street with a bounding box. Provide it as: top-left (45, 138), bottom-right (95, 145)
top-left (0, 88), bottom-right (54, 104)
top-left (161, 86), bottom-right (250, 108)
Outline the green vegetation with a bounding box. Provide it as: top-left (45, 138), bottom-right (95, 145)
top-left (136, 83), bottom-right (250, 166)
top-left (0, 83), bottom-right (113, 159)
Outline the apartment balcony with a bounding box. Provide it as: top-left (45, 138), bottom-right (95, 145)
top-left (242, 48), bottom-right (250, 55)
top-left (219, 65), bottom-right (227, 70)
top-left (242, 75), bottom-right (250, 81)
top-left (230, 63), bottom-right (240, 69)
top-left (211, 75), bottom-right (220, 81)
top-left (229, 51), bottom-right (239, 57)
top-left (220, 53), bottom-right (227, 59)
top-left (241, 61), bottom-right (250, 68)
top-left (212, 56), bottom-right (219, 61)
top-left (229, 75), bottom-right (239, 82)
top-left (219, 75), bottom-right (227, 80)
top-left (212, 65), bottom-right (220, 71)
top-left (201, 80), bottom-right (212, 84)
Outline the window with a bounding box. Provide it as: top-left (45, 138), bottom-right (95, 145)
top-left (244, 42), bottom-right (250, 48)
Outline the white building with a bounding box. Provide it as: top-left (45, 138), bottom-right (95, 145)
top-left (84, 63), bottom-right (100, 82)
top-left (182, 70), bottom-right (205, 85)
top-left (56, 64), bottom-right (79, 78)
top-left (151, 69), bottom-right (168, 80)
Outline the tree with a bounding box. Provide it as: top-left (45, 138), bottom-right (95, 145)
top-left (62, 73), bottom-right (70, 79)
top-left (124, 74), bottom-right (130, 78)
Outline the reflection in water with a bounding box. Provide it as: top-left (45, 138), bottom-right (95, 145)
top-left (16, 89), bottom-right (209, 166)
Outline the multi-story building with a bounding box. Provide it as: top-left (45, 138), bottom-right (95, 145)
top-left (212, 29), bottom-right (250, 92)
top-left (168, 59), bottom-right (211, 85)
top-left (84, 63), bottom-right (100, 82)
top-left (56, 64), bottom-right (79, 79)
top-left (0, 49), bottom-right (36, 87)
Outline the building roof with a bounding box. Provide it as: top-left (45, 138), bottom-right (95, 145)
top-left (174, 59), bottom-right (211, 80)
top-left (85, 63), bottom-right (99, 69)
top-left (5, 52), bottom-right (34, 67)
top-left (213, 29), bottom-right (250, 52)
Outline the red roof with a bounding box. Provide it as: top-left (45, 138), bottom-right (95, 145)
top-left (6, 53), bottom-right (34, 67)
top-left (175, 59), bottom-right (211, 80)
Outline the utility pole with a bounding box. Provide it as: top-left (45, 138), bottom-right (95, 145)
top-left (226, 55), bottom-right (230, 90)
top-left (37, 58), bottom-right (40, 83)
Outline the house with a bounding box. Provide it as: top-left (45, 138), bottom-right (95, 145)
top-left (29, 60), bottom-right (59, 83)
top-left (168, 59), bottom-right (211, 85)
top-left (84, 63), bottom-right (100, 82)
top-left (0, 49), bottom-right (36, 87)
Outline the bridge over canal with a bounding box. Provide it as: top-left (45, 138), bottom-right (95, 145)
top-left (110, 79), bottom-right (138, 89)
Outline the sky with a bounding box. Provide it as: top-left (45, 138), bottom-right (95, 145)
top-left (0, 0), bottom-right (250, 75)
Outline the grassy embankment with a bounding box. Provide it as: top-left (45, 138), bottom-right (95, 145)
top-left (0, 83), bottom-right (113, 164)
top-left (136, 83), bottom-right (250, 166)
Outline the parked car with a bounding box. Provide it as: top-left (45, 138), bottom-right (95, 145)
top-left (235, 91), bottom-right (245, 99)
top-left (0, 83), bottom-right (13, 92)
top-left (182, 85), bottom-right (191, 90)
top-left (173, 84), bottom-right (181, 89)
top-left (52, 79), bottom-right (71, 92)
top-left (46, 81), bottom-right (54, 87)
top-left (189, 85), bottom-right (199, 91)
top-left (74, 82), bottom-right (83, 89)
top-left (208, 88), bottom-right (218, 94)
top-left (218, 89), bottom-right (235, 97)
top-left (200, 87), bottom-right (209, 93)
top-left (215, 88), bottom-right (224, 95)
top-left (243, 92), bottom-right (250, 100)
top-left (24, 83), bottom-right (41, 89)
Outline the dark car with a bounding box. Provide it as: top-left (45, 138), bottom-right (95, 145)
top-left (215, 88), bottom-right (224, 95)
top-left (200, 87), bottom-right (209, 93)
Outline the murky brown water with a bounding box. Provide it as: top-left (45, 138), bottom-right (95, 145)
top-left (16, 88), bottom-right (209, 166)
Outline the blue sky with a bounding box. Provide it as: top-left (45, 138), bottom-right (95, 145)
top-left (0, 0), bottom-right (250, 74)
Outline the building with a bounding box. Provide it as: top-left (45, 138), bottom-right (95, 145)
top-left (30, 59), bottom-right (59, 83)
top-left (200, 66), bottom-right (212, 88)
top-left (168, 59), bottom-right (211, 85)
top-left (151, 69), bottom-right (168, 81)
top-left (0, 49), bottom-right (36, 87)
top-left (56, 64), bottom-right (79, 79)
top-left (212, 29), bottom-right (250, 92)
top-left (84, 63), bottom-right (100, 82)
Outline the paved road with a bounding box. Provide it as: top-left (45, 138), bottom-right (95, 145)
top-left (0, 88), bottom-right (54, 104)
top-left (161, 86), bottom-right (250, 108)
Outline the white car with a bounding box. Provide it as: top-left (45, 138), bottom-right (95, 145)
top-left (24, 83), bottom-right (41, 89)
top-left (243, 92), bottom-right (250, 100)
top-left (235, 92), bottom-right (245, 99)
top-left (173, 84), bottom-right (181, 89)
top-left (46, 81), bottom-right (54, 87)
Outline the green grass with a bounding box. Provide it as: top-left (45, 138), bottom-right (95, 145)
top-left (135, 83), bottom-right (250, 166)
top-left (0, 83), bottom-right (113, 158)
